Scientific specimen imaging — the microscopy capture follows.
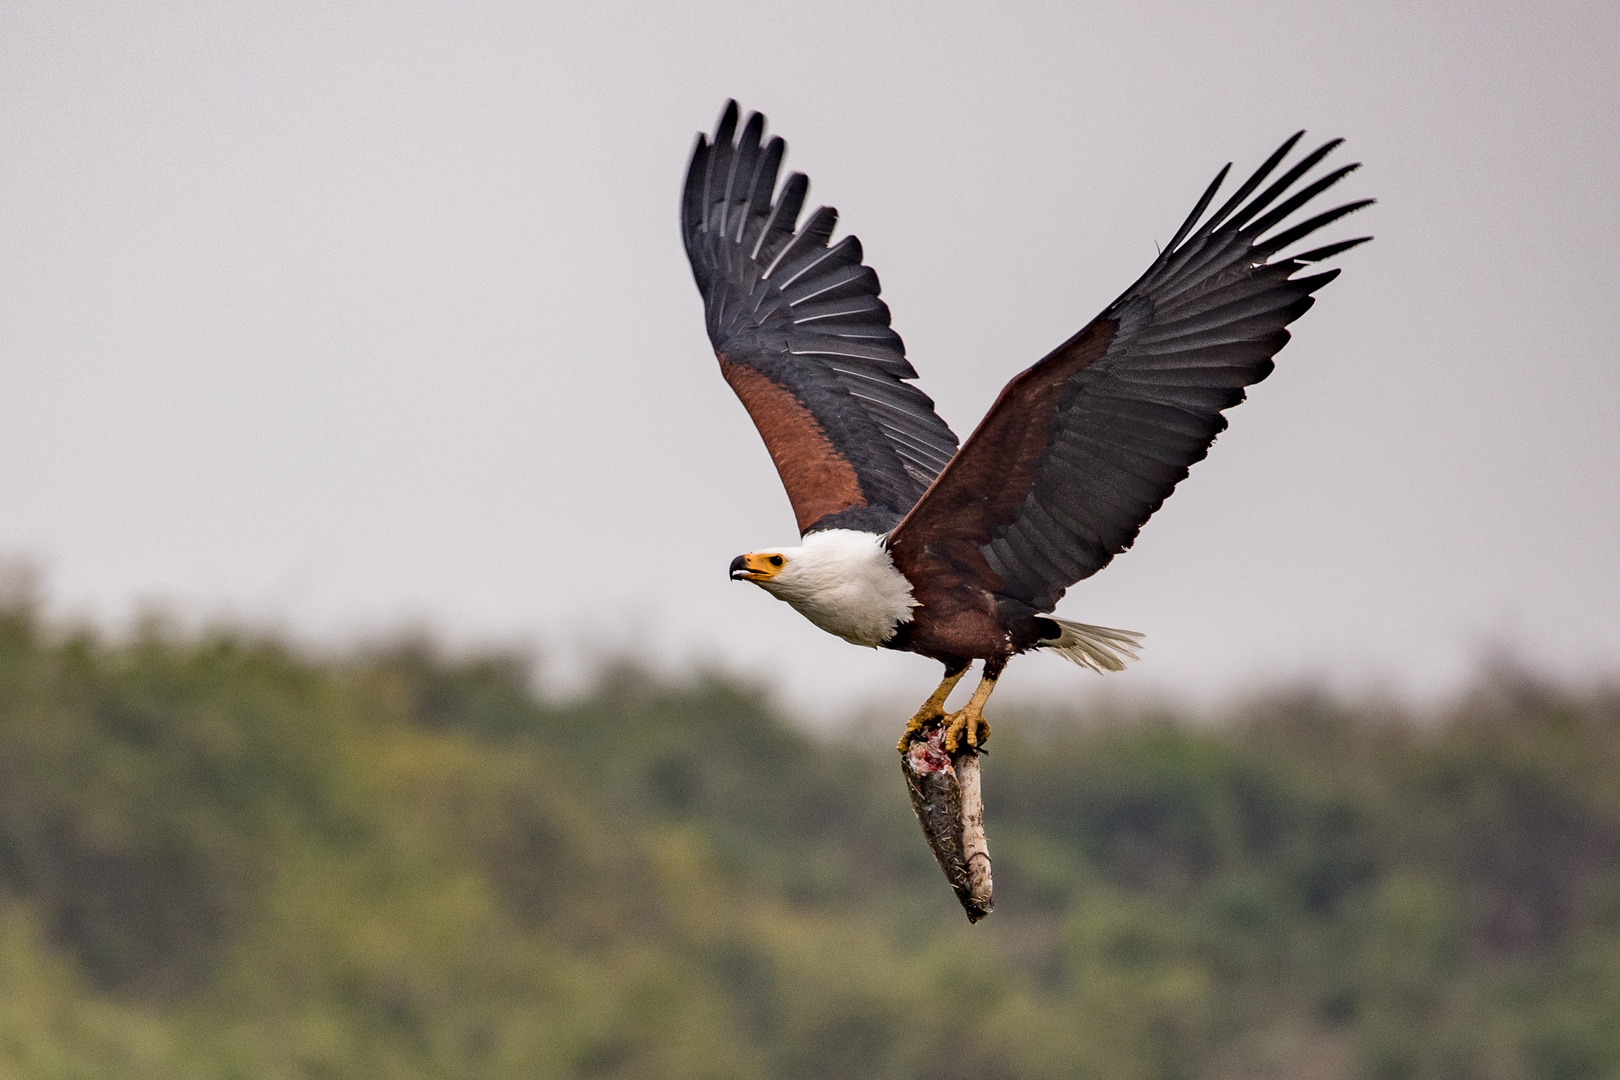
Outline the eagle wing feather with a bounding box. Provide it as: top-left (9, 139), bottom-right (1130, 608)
top-left (887, 134), bottom-right (1371, 613)
top-left (683, 102), bottom-right (960, 536)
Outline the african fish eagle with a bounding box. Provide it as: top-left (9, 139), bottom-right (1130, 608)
top-left (682, 102), bottom-right (1370, 753)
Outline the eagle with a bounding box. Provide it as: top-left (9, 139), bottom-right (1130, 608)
top-left (682, 102), bottom-right (1370, 754)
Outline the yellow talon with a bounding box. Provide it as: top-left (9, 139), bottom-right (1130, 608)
top-left (898, 666), bottom-right (970, 752)
top-left (897, 709), bottom-right (943, 753)
top-left (941, 707), bottom-right (991, 755)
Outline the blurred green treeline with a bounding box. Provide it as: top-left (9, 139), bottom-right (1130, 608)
top-left (0, 592), bottom-right (1618, 1080)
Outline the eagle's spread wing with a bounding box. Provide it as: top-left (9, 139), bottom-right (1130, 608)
top-left (683, 102), bottom-right (960, 536)
top-left (888, 134), bottom-right (1371, 612)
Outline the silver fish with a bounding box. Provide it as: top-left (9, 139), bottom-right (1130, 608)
top-left (901, 725), bottom-right (993, 922)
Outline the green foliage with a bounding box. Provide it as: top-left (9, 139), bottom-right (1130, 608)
top-left (0, 594), bottom-right (1616, 1078)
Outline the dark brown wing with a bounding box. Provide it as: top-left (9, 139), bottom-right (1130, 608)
top-left (683, 102), bottom-right (960, 536)
top-left (888, 133), bottom-right (1372, 612)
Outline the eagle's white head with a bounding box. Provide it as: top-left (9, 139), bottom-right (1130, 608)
top-left (728, 529), bottom-right (917, 647)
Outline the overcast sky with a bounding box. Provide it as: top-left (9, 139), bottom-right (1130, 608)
top-left (1, 1), bottom-right (1616, 718)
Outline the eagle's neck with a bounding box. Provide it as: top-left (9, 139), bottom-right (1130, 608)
top-left (758, 529), bottom-right (917, 647)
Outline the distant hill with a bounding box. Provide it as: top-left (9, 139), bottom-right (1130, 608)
top-left (0, 594), bottom-right (1615, 1079)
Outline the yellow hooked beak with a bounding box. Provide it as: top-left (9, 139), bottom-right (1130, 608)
top-left (729, 552), bottom-right (785, 582)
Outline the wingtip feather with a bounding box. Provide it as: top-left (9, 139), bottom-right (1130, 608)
top-left (1293, 235), bottom-right (1373, 263)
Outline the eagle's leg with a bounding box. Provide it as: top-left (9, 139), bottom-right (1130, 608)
top-left (941, 657), bottom-right (1006, 755)
top-left (897, 660), bottom-right (971, 752)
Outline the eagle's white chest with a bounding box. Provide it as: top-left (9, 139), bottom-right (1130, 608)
top-left (756, 529), bottom-right (918, 647)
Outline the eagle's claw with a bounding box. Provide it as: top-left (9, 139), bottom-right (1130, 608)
top-left (898, 709), bottom-right (944, 753)
top-left (940, 707), bottom-right (991, 755)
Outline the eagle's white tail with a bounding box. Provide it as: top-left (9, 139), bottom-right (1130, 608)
top-left (1038, 617), bottom-right (1144, 673)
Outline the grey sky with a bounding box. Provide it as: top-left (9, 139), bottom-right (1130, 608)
top-left (1, 1), bottom-right (1616, 717)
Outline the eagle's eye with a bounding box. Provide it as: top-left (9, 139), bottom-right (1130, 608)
top-left (768, 555), bottom-right (784, 567)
